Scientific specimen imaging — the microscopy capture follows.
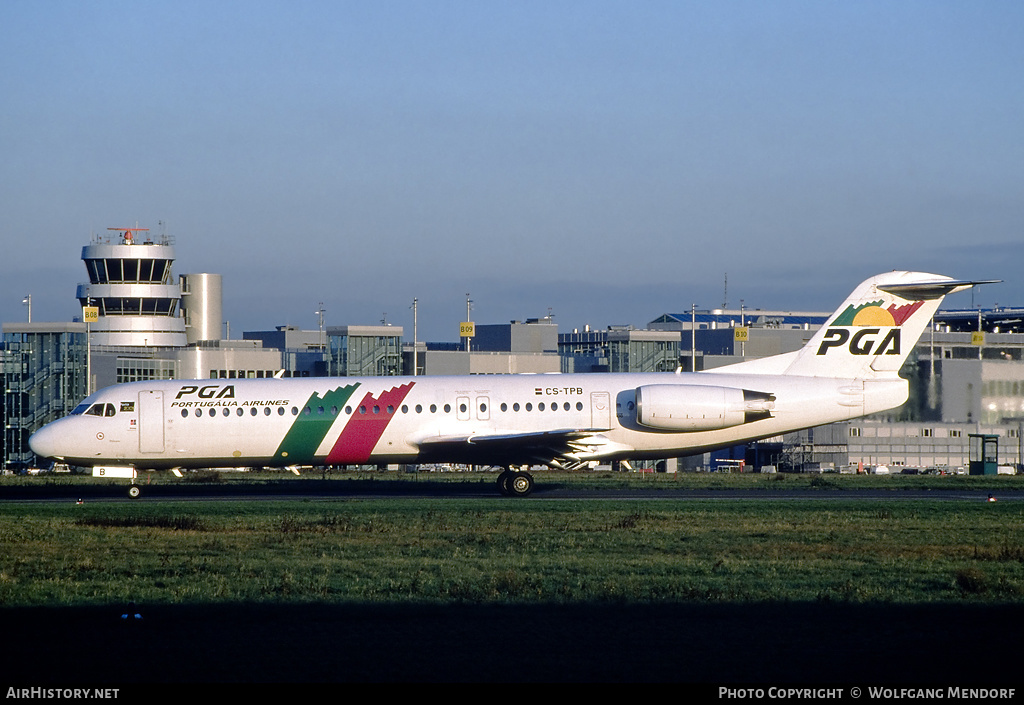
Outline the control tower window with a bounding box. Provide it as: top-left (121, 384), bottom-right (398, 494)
top-left (105, 259), bottom-right (123, 282)
top-left (138, 259), bottom-right (156, 282)
top-left (85, 260), bottom-right (107, 284)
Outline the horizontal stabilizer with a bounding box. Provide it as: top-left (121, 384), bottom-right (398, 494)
top-left (876, 278), bottom-right (1001, 300)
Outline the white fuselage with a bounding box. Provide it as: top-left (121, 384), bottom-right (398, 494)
top-left (28, 370), bottom-right (906, 471)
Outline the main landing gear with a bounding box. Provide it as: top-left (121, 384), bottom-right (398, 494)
top-left (496, 469), bottom-right (534, 497)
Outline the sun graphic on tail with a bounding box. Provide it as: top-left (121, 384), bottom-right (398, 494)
top-left (851, 306), bottom-right (896, 326)
top-left (832, 300), bottom-right (925, 327)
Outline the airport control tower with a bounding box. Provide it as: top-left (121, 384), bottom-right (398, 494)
top-left (76, 227), bottom-right (187, 347)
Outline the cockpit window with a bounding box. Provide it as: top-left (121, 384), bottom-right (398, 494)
top-left (105, 403), bottom-right (116, 417)
top-left (82, 403), bottom-right (117, 417)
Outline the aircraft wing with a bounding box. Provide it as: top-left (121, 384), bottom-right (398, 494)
top-left (415, 428), bottom-right (614, 469)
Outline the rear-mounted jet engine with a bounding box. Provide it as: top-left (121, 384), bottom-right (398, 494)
top-left (634, 385), bottom-right (775, 432)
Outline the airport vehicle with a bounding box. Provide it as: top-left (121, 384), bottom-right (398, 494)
top-left (29, 271), bottom-right (987, 497)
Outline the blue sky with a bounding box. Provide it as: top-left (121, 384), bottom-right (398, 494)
top-left (2, 1), bottom-right (1022, 341)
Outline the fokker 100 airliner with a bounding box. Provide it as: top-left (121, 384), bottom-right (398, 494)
top-left (29, 271), bottom-right (990, 497)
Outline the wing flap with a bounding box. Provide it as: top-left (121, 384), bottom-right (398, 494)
top-left (415, 428), bottom-right (617, 468)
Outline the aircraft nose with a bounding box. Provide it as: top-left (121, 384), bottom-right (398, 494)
top-left (28, 422), bottom-right (63, 460)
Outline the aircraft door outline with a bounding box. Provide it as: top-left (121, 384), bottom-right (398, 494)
top-left (591, 391), bottom-right (611, 429)
top-left (138, 390), bottom-right (165, 453)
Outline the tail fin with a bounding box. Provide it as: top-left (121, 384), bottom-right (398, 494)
top-left (784, 271), bottom-right (987, 379)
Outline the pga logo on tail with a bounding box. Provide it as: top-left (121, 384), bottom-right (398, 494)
top-left (816, 300), bottom-right (925, 357)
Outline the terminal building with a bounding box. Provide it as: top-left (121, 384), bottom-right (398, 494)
top-left (3, 230), bottom-right (1024, 473)
top-left (414, 318), bottom-right (560, 375)
top-left (559, 326), bottom-right (680, 374)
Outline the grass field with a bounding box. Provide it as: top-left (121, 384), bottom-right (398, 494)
top-left (2, 484), bottom-right (1022, 683)
top-left (2, 498), bottom-right (1023, 605)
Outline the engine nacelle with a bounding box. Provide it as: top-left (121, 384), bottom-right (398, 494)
top-left (634, 385), bottom-right (775, 432)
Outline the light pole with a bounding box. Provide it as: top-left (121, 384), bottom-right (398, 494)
top-left (740, 299), bottom-right (745, 358)
top-left (465, 294), bottom-right (472, 353)
top-left (691, 303), bottom-right (696, 372)
top-left (315, 302), bottom-right (326, 375)
top-left (411, 297), bottom-right (418, 377)
top-left (82, 300), bottom-right (98, 396)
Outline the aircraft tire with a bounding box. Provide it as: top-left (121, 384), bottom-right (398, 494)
top-left (496, 471), bottom-right (512, 496)
top-left (128, 485), bottom-right (141, 499)
top-left (506, 471), bottom-right (533, 497)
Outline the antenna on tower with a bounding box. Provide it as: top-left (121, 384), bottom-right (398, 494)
top-left (723, 273), bottom-right (728, 309)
